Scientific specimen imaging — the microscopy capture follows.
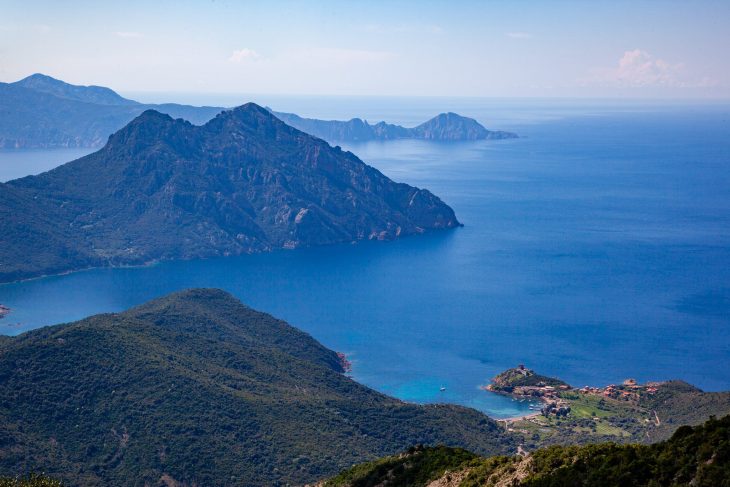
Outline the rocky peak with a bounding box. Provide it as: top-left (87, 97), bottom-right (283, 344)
top-left (103, 109), bottom-right (192, 155)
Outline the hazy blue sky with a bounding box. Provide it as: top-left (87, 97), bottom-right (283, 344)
top-left (1, 0), bottom-right (729, 98)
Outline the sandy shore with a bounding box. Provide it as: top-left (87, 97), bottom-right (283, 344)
top-left (497, 412), bottom-right (541, 423)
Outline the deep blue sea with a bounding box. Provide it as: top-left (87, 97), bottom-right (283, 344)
top-left (1, 98), bottom-right (729, 418)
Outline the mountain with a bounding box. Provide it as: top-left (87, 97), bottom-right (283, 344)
top-left (270, 109), bottom-right (518, 144)
top-left (0, 74), bottom-right (516, 148)
top-left (0, 289), bottom-right (513, 486)
top-left (0, 103), bottom-right (460, 282)
top-left (320, 414), bottom-right (730, 487)
top-left (13, 73), bottom-right (139, 106)
top-left (0, 76), bottom-right (221, 149)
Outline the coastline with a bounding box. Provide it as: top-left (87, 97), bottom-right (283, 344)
top-left (496, 411), bottom-right (542, 423)
top-left (0, 227), bottom-right (463, 286)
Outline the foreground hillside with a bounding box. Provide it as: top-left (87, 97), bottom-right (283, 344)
top-left (0, 289), bottom-right (513, 486)
top-left (0, 103), bottom-right (460, 283)
top-left (0, 474), bottom-right (61, 487)
top-left (320, 414), bottom-right (730, 486)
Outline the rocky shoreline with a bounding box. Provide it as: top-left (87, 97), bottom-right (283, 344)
top-left (336, 352), bottom-right (353, 373)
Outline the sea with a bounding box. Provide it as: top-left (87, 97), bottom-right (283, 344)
top-left (1, 97), bottom-right (729, 419)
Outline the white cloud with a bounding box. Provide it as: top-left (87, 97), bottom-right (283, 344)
top-left (586, 49), bottom-right (717, 88)
top-left (229, 48), bottom-right (260, 63)
top-left (506, 32), bottom-right (531, 39)
top-left (615, 49), bottom-right (680, 86)
top-left (116, 31), bottom-right (143, 39)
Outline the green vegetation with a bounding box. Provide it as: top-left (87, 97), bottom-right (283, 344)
top-left (326, 414), bottom-right (730, 486)
top-left (641, 380), bottom-right (730, 442)
top-left (0, 289), bottom-right (511, 486)
top-left (508, 393), bottom-right (649, 448)
top-left (504, 383), bottom-right (730, 449)
top-left (520, 415), bottom-right (730, 486)
top-left (0, 475), bottom-right (62, 487)
top-left (324, 445), bottom-right (479, 487)
top-left (487, 368), bottom-right (730, 448)
top-left (489, 367), bottom-right (568, 393)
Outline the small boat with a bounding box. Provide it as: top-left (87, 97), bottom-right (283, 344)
top-left (440, 386), bottom-right (446, 392)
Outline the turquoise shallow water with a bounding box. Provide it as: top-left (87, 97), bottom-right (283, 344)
top-left (1, 99), bottom-right (729, 418)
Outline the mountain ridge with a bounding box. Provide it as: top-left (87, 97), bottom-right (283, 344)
top-left (0, 103), bottom-right (460, 283)
top-left (269, 109), bottom-right (518, 143)
top-left (13, 73), bottom-right (140, 106)
top-left (0, 73), bottom-right (516, 148)
top-left (0, 289), bottom-right (513, 486)
top-left (318, 415), bottom-right (730, 487)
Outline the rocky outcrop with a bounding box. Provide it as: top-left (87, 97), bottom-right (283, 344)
top-left (411, 112), bottom-right (516, 141)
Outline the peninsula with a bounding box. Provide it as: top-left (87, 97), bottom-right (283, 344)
top-left (0, 103), bottom-right (460, 283)
top-left (484, 365), bottom-right (730, 448)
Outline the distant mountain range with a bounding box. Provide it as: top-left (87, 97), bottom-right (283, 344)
top-left (270, 109), bottom-right (517, 143)
top-left (0, 103), bottom-right (460, 283)
top-left (0, 74), bottom-right (517, 148)
top-left (0, 74), bottom-right (221, 148)
top-left (0, 289), bottom-right (513, 486)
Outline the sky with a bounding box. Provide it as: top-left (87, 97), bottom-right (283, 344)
top-left (1, 0), bottom-right (729, 98)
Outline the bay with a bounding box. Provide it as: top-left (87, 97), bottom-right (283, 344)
top-left (1, 98), bottom-right (729, 418)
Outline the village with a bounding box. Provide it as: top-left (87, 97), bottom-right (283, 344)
top-left (485, 365), bottom-right (662, 420)
top-left (577, 378), bottom-right (660, 403)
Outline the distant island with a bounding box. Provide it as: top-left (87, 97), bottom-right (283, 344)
top-left (483, 365), bottom-right (730, 447)
top-left (0, 73), bottom-right (516, 148)
top-left (0, 103), bottom-right (460, 283)
top-left (270, 109), bottom-right (518, 143)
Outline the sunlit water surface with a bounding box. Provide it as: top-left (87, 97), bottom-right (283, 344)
top-left (1, 98), bottom-right (729, 418)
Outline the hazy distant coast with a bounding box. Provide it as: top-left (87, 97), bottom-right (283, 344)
top-left (0, 73), bottom-right (516, 149)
